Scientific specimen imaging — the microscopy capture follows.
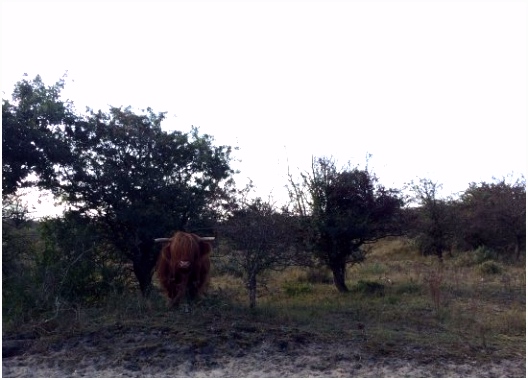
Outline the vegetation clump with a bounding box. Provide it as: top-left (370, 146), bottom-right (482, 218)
top-left (479, 260), bottom-right (502, 275)
top-left (353, 280), bottom-right (385, 297)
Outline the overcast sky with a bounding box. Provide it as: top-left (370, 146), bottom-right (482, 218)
top-left (2, 0), bottom-right (526, 216)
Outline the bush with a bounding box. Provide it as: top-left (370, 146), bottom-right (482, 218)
top-left (479, 260), bottom-right (502, 275)
top-left (353, 280), bottom-right (385, 297)
top-left (29, 214), bottom-right (130, 309)
top-left (474, 246), bottom-right (498, 262)
top-left (454, 246), bottom-right (498, 267)
top-left (2, 220), bottom-right (43, 325)
top-left (394, 281), bottom-right (421, 295)
top-left (282, 282), bottom-right (314, 297)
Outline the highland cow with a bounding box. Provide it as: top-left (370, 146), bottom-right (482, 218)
top-left (155, 232), bottom-right (213, 306)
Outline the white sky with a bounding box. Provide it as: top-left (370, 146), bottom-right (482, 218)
top-left (2, 0), bottom-right (527, 216)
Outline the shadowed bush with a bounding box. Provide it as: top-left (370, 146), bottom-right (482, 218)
top-left (283, 282), bottom-right (314, 297)
top-left (479, 260), bottom-right (502, 275)
top-left (353, 280), bottom-right (385, 297)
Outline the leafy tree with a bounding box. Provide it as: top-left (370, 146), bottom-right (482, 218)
top-left (2, 74), bottom-right (75, 196)
top-left (50, 106), bottom-right (236, 294)
top-left (3, 74), bottom-right (236, 295)
top-left (459, 178), bottom-right (526, 260)
top-left (220, 198), bottom-right (297, 308)
top-left (288, 157), bottom-right (404, 292)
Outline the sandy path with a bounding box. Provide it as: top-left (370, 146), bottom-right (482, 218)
top-left (3, 326), bottom-right (525, 378)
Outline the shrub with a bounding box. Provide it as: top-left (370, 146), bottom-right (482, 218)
top-left (454, 246), bottom-right (498, 267)
top-left (474, 246), bottom-right (498, 263)
top-left (282, 282), bottom-right (314, 297)
top-left (353, 280), bottom-right (385, 297)
top-left (479, 260), bottom-right (502, 275)
top-left (394, 281), bottom-right (421, 295)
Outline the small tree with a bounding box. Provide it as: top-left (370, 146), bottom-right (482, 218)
top-left (220, 198), bottom-right (296, 308)
top-left (409, 179), bottom-right (456, 261)
top-left (288, 157), bottom-right (404, 292)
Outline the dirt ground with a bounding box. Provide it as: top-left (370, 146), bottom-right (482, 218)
top-left (3, 324), bottom-right (525, 378)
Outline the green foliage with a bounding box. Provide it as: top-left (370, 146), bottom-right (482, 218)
top-left (2, 216), bottom-right (41, 323)
top-left (407, 177), bottom-right (526, 262)
top-left (57, 107), bottom-right (234, 235)
top-left (37, 213), bottom-right (129, 305)
top-left (57, 107), bottom-right (235, 293)
top-left (3, 74), bottom-right (237, 295)
top-left (2, 74), bottom-right (75, 195)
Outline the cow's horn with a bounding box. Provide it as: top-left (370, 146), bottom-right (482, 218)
top-left (201, 237), bottom-right (215, 241)
top-left (154, 238), bottom-right (172, 243)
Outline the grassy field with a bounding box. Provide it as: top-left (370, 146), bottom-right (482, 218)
top-left (3, 238), bottom-right (525, 376)
top-left (205, 238), bottom-right (526, 361)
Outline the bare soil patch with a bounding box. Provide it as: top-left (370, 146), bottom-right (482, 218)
top-left (3, 321), bottom-right (525, 377)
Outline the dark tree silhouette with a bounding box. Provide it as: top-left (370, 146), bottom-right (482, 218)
top-left (288, 157), bottom-right (404, 292)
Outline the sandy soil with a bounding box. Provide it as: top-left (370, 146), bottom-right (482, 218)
top-left (3, 325), bottom-right (525, 378)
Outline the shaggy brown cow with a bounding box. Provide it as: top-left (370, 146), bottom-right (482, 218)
top-left (155, 231), bottom-right (213, 306)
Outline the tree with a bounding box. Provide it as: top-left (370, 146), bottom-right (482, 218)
top-left (288, 157), bottom-right (404, 292)
top-left (220, 198), bottom-right (296, 308)
top-left (409, 179), bottom-right (456, 261)
top-left (459, 178), bottom-right (526, 260)
top-left (51, 106), bottom-right (236, 294)
top-left (3, 74), bottom-right (237, 297)
top-left (2, 74), bottom-right (75, 196)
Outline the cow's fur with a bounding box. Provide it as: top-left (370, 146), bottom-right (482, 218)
top-left (156, 231), bottom-right (211, 306)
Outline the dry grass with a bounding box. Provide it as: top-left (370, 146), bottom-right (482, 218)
top-left (207, 237), bottom-right (525, 361)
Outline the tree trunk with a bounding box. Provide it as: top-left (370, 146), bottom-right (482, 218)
top-left (248, 273), bottom-right (257, 309)
top-left (330, 261), bottom-right (349, 293)
top-left (133, 239), bottom-right (159, 297)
